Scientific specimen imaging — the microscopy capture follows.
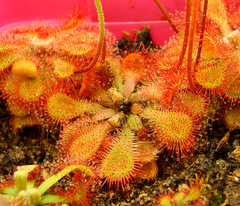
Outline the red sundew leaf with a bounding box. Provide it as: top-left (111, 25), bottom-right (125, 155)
top-left (79, 62), bottom-right (113, 99)
top-left (140, 107), bottom-right (200, 159)
top-left (99, 126), bottom-right (142, 190)
top-left (58, 120), bottom-right (112, 162)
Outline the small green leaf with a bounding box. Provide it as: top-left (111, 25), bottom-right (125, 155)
top-left (2, 186), bottom-right (17, 196)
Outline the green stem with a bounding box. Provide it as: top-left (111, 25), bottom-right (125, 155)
top-left (187, 0), bottom-right (198, 93)
top-left (37, 165), bottom-right (92, 196)
top-left (154, 0), bottom-right (179, 34)
top-left (39, 195), bottom-right (66, 205)
top-left (75, 0), bottom-right (105, 74)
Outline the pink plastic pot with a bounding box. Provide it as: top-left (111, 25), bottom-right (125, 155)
top-left (0, 0), bottom-right (185, 45)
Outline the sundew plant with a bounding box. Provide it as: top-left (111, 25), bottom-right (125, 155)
top-left (0, 0), bottom-right (240, 205)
